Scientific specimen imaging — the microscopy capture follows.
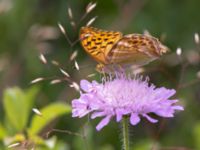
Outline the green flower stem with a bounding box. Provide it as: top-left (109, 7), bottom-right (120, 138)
top-left (122, 116), bottom-right (130, 150)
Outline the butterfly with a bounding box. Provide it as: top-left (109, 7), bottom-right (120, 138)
top-left (80, 26), bottom-right (168, 72)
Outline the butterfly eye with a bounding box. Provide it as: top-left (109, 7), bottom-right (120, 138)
top-left (82, 33), bottom-right (91, 38)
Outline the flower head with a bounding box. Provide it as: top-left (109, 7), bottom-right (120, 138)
top-left (72, 74), bottom-right (183, 131)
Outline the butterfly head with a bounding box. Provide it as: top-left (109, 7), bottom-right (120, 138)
top-left (80, 26), bottom-right (94, 40)
top-left (96, 64), bottom-right (118, 73)
top-left (96, 63), bottom-right (106, 73)
top-left (158, 44), bottom-right (169, 55)
top-left (148, 36), bottom-right (170, 56)
top-left (96, 63), bottom-right (128, 74)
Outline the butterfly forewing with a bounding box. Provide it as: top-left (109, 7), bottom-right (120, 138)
top-left (80, 27), bottom-right (122, 64)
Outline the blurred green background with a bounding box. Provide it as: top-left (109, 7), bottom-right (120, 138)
top-left (0, 0), bottom-right (200, 149)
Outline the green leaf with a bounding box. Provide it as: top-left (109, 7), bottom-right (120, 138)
top-left (193, 122), bottom-right (200, 149)
top-left (3, 87), bottom-right (38, 131)
top-left (28, 103), bottom-right (71, 136)
top-left (25, 86), bottom-right (39, 115)
top-left (0, 123), bottom-right (6, 140)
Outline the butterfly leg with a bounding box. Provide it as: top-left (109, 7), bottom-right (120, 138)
top-left (96, 63), bottom-right (108, 81)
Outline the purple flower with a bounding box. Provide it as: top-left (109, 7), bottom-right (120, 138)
top-left (72, 74), bottom-right (184, 131)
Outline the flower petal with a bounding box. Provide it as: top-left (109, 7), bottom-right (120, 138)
top-left (115, 109), bottom-right (124, 122)
top-left (80, 80), bottom-right (92, 92)
top-left (130, 113), bottom-right (140, 125)
top-left (91, 111), bottom-right (106, 119)
top-left (154, 109), bottom-right (174, 117)
top-left (96, 116), bottom-right (112, 131)
top-left (143, 114), bottom-right (158, 123)
top-left (72, 109), bottom-right (90, 118)
top-left (172, 105), bottom-right (184, 111)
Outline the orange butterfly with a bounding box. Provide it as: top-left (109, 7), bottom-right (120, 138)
top-left (80, 26), bottom-right (168, 72)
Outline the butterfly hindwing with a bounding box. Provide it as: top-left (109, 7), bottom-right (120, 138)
top-left (107, 34), bottom-right (167, 66)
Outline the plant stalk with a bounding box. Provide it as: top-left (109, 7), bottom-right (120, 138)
top-left (122, 116), bottom-right (130, 150)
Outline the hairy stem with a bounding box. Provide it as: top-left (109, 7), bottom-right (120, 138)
top-left (122, 116), bottom-right (130, 150)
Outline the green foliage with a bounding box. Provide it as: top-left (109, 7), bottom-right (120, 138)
top-left (0, 87), bottom-right (71, 149)
top-left (3, 87), bottom-right (38, 132)
top-left (0, 123), bottom-right (6, 140)
top-left (29, 103), bottom-right (71, 136)
top-left (193, 122), bottom-right (200, 149)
